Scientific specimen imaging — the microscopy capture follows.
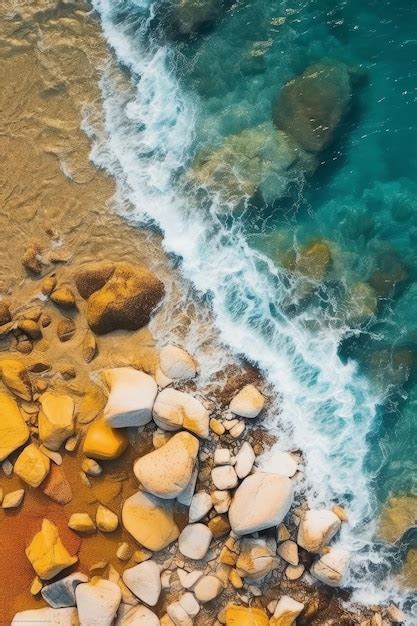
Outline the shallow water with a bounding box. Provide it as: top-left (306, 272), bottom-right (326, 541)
top-left (91, 0), bottom-right (417, 613)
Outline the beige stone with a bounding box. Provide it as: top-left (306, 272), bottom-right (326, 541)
top-left (122, 490), bottom-right (179, 551)
top-left (14, 443), bottom-right (50, 487)
top-left (26, 519), bottom-right (77, 580)
top-left (159, 344), bottom-right (197, 380)
top-left (122, 560), bottom-right (161, 606)
top-left (189, 491), bottom-right (212, 523)
top-left (68, 513), bottom-right (96, 533)
top-left (38, 392), bottom-right (75, 451)
top-left (103, 367), bottom-right (157, 428)
top-left (76, 578), bottom-right (121, 626)
top-left (96, 505), bottom-right (119, 532)
top-left (270, 595), bottom-right (304, 626)
top-left (178, 523), bottom-right (213, 560)
top-left (83, 419), bottom-right (129, 460)
top-left (229, 472), bottom-right (294, 535)
top-left (2, 488), bottom-right (25, 508)
top-left (235, 442), bottom-right (255, 479)
top-left (153, 388), bottom-right (209, 438)
top-left (236, 538), bottom-right (276, 580)
top-left (193, 575), bottom-right (223, 603)
top-left (0, 392), bottom-right (29, 461)
top-left (229, 384), bottom-right (265, 418)
top-left (277, 540), bottom-right (299, 566)
top-left (212, 465), bottom-right (238, 490)
top-left (285, 564), bottom-right (305, 580)
top-left (297, 509), bottom-right (341, 553)
top-left (134, 431), bottom-right (199, 499)
top-left (11, 608), bottom-right (79, 625)
top-left (210, 418), bottom-right (225, 435)
top-left (310, 546), bottom-right (351, 587)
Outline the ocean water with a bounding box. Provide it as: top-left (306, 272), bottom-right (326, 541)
top-left (89, 0), bottom-right (417, 614)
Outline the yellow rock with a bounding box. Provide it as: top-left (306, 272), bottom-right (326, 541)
top-left (0, 358), bottom-right (32, 400)
top-left (96, 505), bottom-right (119, 532)
top-left (210, 417), bottom-right (225, 436)
top-left (377, 495), bottom-right (417, 544)
top-left (225, 605), bottom-right (269, 626)
top-left (26, 519), bottom-right (78, 580)
top-left (38, 392), bottom-right (75, 451)
top-left (0, 392), bottom-right (29, 461)
top-left (14, 443), bottom-right (50, 487)
top-left (229, 569), bottom-right (243, 589)
top-left (83, 419), bottom-right (129, 460)
top-left (68, 513), bottom-right (96, 534)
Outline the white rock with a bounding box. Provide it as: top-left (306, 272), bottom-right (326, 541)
top-left (96, 505), bottom-right (119, 532)
top-left (159, 345), bottom-right (197, 380)
top-left (178, 524), bottom-right (212, 560)
top-left (75, 578), bottom-right (121, 626)
top-left (235, 442), bottom-right (255, 479)
top-left (297, 509), bottom-right (341, 553)
top-left (277, 540), bottom-right (299, 566)
top-left (122, 561), bottom-right (161, 606)
top-left (271, 595), bottom-right (304, 625)
top-left (211, 465), bottom-right (238, 490)
top-left (211, 490), bottom-right (231, 514)
top-left (177, 569), bottom-right (204, 589)
top-left (134, 431), bottom-right (199, 499)
top-left (310, 547), bottom-right (351, 587)
top-left (214, 448), bottom-right (232, 466)
top-left (193, 575), bottom-right (223, 603)
top-left (229, 421), bottom-right (245, 438)
top-left (11, 607), bottom-right (79, 625)
top-left (2, 488), bottom-right (24, 508)
top-left (152, 388), bottom-right (209, 438)
top-left (167, 602), bottom-right (192, 626)
top-left (265, 451), bottom-right (298, 478)
top-left (285, 564), bottom-right (305, 580)
top-left (179, 592), bottom-right (200, 617)
top-left (189, 492), bottom-right (212, 523)
top-left (103, 368), bottom-right (157, 428)
top-left (116, 605), bottom-right (159, 626)
top-left (229, 384), bottom-right (265, 418)
top-left (229, 472), bottom-right (294, 535)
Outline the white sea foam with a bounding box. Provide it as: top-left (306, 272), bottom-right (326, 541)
top-left (89, 0), bottom-right (413, 613)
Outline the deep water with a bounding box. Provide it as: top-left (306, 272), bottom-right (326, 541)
top-left (90, 0), bottom-right (417, 613)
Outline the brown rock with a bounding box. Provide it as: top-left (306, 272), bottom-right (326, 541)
top-left (208, 514), bottom-right (231, 539)
top-left (50, 287), bottom-right (76, 309)
top-left (57, 317), bottom-right (76, 342)
top-left (22, 242), bottom-right (43, 275)
top-left (0, 302), bottom-right (11, 326)
top-left (17, 320), bottom-right (41, 340)
top-left (41, 464), bottom-right (73, 505)
top-left (82, 332), bottom-right (97, 363)
top-left (0, 358), bottom-right (32, 400)
top-left (74, 261), bottom-right (165, 335)
top-left (41, 275), bottom-right (57, 296)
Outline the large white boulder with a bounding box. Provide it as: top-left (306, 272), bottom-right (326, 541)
top-left (122, 490), bottom-right (179, 551)
top-left (122, 560), bottom-right (161, 606)
top-left (297, 509), bottom-right (341, 553)
top-left (229, 384), bottom-right (265, 418)
top-left (75, 578), bottom-right (121, 626)
top-left (134, 432), bottom-right (199, 499)
top-left (310, 547), bottom-right (351, 587)
top-left (270, 595), bottom-right (304, 626)
top-left (103, 368), bottom-right (157, 427)
top-left (178, 523), bottom-right (213, 560)
top-left (11, 608), bottom-right (79, 625)
top-left (159, 345), bottom-right (197, 381)
top-left (229, 472), bottom-right (293, 535)
top-left (152, 388), bottom-right (209, 438)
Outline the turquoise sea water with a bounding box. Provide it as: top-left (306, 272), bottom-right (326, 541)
top-left (91, 0), bottom-right (417, 612)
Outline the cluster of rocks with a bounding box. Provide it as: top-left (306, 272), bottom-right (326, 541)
top-left (0, 257), bottom-right (406, 625)
top-left (191, 59), bottom-right (363, 209)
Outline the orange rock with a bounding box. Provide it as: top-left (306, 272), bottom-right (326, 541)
top-left (41, 464), bottom-right (73, 505)
top-left (83, 420), bottom-right (129, 460)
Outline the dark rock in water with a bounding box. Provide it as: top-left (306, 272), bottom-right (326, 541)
top-left (273, 59), bottom-right (355, 153)
top-left (368, 249), bottom-right (409, 299)
top-left (41, 572), bottom-right (88, 608)
top-left (162, 0), bottom-right (224, 37)
top-left (74, 261), bottom-right (165, 335)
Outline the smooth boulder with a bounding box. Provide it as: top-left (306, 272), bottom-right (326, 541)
top-left (133, 431), bottom-right (199, 499)
top-left (310, 546), bottom-right (351, 587)
top-left (229, 384), bottom-right (265, 418)
top-left (159, 344), bottom-right (197, 381)
top-left (122, 490), bottom-right (179, 551)
top-left (153, 388), bottom-right (209, 438)
top-left (83, 420), bottom-right (129, 460)
top-left (75, 578), bottom-right (121, 626)
top-left (229, 472), bottom-right (294, 535)
top-left (297, 509), bottom-right (341, 553)
top-left (11, 608), bottom-right (79, 625)
top-left (74, 261), bottom-right (164, 335)
top-left (122, 560), bottom-right (161, 606)
top-left (103, 367), bottom-right (157, 427)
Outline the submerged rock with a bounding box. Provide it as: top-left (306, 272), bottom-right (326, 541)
top-left (122, 490), bottom-right (179, 551)
top-left (377, 495), bottom-right (417, 544)
top-left (162, 0), bottom-right (223, 37)
top-left (273, 59), bottom-right (356, 153)
top-left (74, 261), bottom-right (165, 334)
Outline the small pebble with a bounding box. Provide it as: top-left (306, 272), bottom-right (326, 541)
top-left (30, 576), bottom-right (43, 596)
top-left (117, 542), bottom-right (132, 561)
top-left (82, 458), bottom-right (102, 477)
top-left (2, 488), bottom-right (25, 509)
top-left (68, 513), bottom-right (96, 533)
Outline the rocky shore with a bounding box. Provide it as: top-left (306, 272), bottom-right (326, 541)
top-left (0, 0), bottom-right (409, 624)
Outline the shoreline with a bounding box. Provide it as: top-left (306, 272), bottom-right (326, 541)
top-left (0, 0), bottom-right (410, 624)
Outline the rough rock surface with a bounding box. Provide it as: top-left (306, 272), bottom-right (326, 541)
top-left (0, 391), bottom-right (29, 461)
top-left (270, 595), bottom-right (304, 626)
top-left (38, 392), bottom-right (75, 451)
top-left (74, 261), bottom-right (165, 334)
top-left (25, 519), bottom-right (78, 580)
top-left (14, 443), bottom-right (50, 487)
